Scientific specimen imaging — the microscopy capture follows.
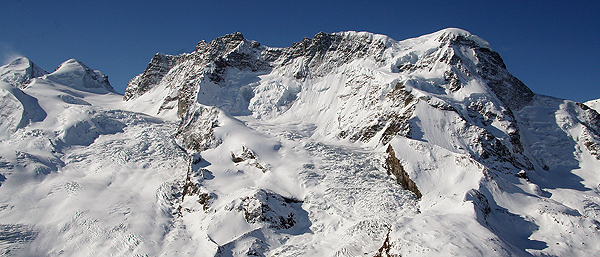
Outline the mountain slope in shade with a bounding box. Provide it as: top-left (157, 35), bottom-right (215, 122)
top-left (0, 29), bottom-right (599, 256)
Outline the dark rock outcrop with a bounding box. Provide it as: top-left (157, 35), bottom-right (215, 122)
top-left (175, 104), bottom-right (221, 152)
top-left (264, 31), bottom-right (391, 79)
top-left (124, 53), bottom-right (177, 100)
top-left (574, 102), bottom-right (600, 159)
top-left (464, 189), bottom-right (492, 219)
top-left (385, 145), bottom-right (421, 199)
top-left (231, 146), bottom-right (268, 173)
top-left (373, 230), bottom-right (400, 257)
top-left (436, 31), bottom-right (535, 110)
top-left (235, 189), bottom-right (301, 230)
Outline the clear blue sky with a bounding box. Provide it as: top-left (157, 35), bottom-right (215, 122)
top-left (1, 0), bottom-right (599, 102)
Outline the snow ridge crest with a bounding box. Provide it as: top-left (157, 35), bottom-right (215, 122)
top-left (0, 57), bottom-right (49, 88)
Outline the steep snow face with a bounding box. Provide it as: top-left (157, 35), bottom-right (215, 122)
top-left (44, 59), bottom-right (116, 94)
top-left (0, 57), bottom-right (48, 89)
top-left (0, 82), bottom-right (46, 138)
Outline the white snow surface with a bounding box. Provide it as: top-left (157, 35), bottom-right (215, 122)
top-left (585, 98), bottom-right (600, 113)
top-left (0, 57), bottom-right (48, 89)
top-left (1, 29), bottom-right (600, 256)
top-left (43, 59), bottom-right (116, 94)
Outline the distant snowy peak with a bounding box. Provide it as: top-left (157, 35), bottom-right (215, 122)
top-left (0, 57), bottom-right (48, 89)
top-left (0, 57), bottom-right (116, 94)
top-left (45, 59), bottom-right (115, 93)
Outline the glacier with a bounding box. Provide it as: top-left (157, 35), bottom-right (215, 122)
top-left (0, 28), bottom-right (599, 256)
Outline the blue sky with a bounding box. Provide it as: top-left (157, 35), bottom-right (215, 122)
top-left (1, 0), bottom-right (599, 102)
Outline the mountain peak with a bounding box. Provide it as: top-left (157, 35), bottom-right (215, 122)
top-left (437, 27), bottom-right (473, 37)
top-left (54, 58), bottom-right (88, 72)
top-left (203, 32), bottom-right (249, 49)
top-left (7, 57), bottom-right (33, 67)
top-left (432, 27), bottom-right (492, 50)
top-left (218, 32), bottom-right (245, 42)
top-left (46, 58), bottom-right (115, 93)
top-left (0, 57), bottom-right (49, 88)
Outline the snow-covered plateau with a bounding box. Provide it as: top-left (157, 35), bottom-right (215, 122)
top-left (1, 28), bottom-right (599, 256)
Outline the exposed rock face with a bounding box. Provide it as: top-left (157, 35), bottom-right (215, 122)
top-left (231, 145), bottom-right (256, 163)
top-left (437, 32), bottom-right (535, 110)
top-left (385, 145), bottom-right (421, 199)
top-left (465, 188), bottom-right (492, 219)
top-left (575, 102), bottom-right (600, 135)
top-left (231, 145), bottom-right (268, 172)
top-left (199, 32), bottom-right (269, 83)
top-left (124, 32), bottom-right (270, 116)
top-left (175, 103), bottom-right (221, 152)
top-left (180, 154), bottom-right (216, 213)
top-left (230, 189), bottom-right (301, 230)
top-left (574, 102), bottom-right (600, 159)
top-left (373, 230), bottom-right (399, 257)
top-left (263, 31), bottom-right (391, 79)
top-left (337, 80), bottom-right (415, 145)
top-left (123, 53), bottom-right (177, 101)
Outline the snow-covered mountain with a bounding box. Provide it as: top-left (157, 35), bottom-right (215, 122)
top-left (0, 57), bottom-right (48, 89)
top-left (1, 29), bottom-right (599, 256)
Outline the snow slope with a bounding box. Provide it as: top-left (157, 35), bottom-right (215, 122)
top-left (1, 29), bottom-right (600, 256)
top-left (0, 59), bottom-right (188, 256)
top-left (585, 98), bottom-right (600, 113)
top-left (0, 82), bottom-right (46, 138)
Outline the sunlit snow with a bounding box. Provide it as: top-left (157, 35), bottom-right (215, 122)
top-left (0, 29), bottom-right (599, 256)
